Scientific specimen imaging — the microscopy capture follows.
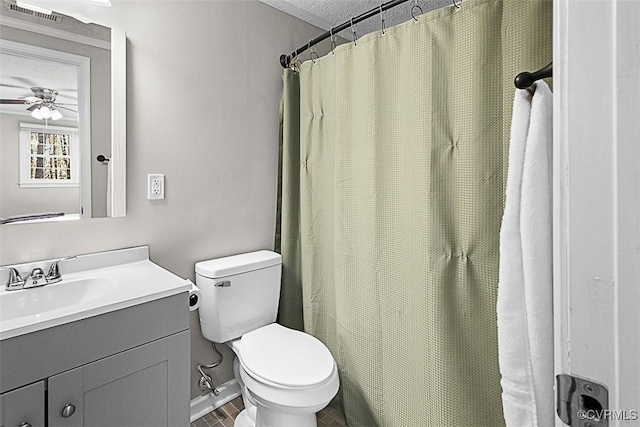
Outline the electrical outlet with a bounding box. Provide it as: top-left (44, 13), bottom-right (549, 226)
top-left (148, 174), bottom-right (165, 200)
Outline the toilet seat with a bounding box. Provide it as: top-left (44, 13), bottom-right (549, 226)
top-left (238, 324), bottom-right (335, 389)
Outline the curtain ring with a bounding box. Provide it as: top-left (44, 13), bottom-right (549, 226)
top-left (411, 0), bottom-right (423, 21)
top-left (351, 17), bottom-right (357, 46)
top-left (380, 4), bottom-right (386, 35)
top-left (289, 52), bottom-right (298, 71)
top-left (452, 0), bottom-right (461, 10)
top-left (292, 57), bottom-right (301, 72)
top-left (330, 28), bottom-right (336, 54)
top-left (310, 43), bottom-right (319, 64)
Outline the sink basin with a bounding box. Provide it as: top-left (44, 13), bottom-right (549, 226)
top-left (0, 246), bottom-right (190, 340)
top-left (0, 277), bottom-right (116, 323)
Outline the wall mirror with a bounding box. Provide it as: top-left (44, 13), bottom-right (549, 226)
top-left (0, 0), bottom-right (125, 224)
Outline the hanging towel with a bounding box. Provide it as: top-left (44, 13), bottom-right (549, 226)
top-left (498, 81), bottom-right (554, 427)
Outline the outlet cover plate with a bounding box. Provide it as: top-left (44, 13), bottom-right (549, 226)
top-left (148, 174), bottom-right (165, 200)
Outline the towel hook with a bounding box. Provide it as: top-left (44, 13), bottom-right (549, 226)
top-left (452, 0), bottom-right (461, 10)
top-left (351, 17), bottom-right (358, 46)
top-left (411, 0), bottom-right (423, 21)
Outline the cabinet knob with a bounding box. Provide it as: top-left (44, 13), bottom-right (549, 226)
top-left (19, 423), bottom-right (32, 427)
top-left (61, 403), bottom-right (76, 418)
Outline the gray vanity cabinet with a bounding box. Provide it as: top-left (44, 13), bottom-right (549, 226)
top-left (0, 293), bottom-right (190, 427)
top-left (0, 381), bottom-right (45, 427)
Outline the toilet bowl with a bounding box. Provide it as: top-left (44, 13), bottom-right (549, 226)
top-left (228, 324), bottom-right (339, 427)
top-left (196, 251), bottom-right (339, 427)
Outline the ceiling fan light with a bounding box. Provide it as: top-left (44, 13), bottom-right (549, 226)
top-left (39, 105), bottom-right (51, 119)
top-left (50, 108), bottom-right (63, 121)
top-left (31, 107), bottom-right (43, 120)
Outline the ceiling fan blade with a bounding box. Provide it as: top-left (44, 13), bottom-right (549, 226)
top-left (0, 83), bottom-right (28, 89)
top-left (20, 96), bottom-right (42, 103)
top-left (27, 104), bottom-right (39, 112)
top-left (55, 103), bottom-right (79, 106)
top-left (0, 99), bottom-right (27, 104)
top-left (56, 105), bottom-right (78, 113)
top-left (13, 77), bottom-right (39, 87)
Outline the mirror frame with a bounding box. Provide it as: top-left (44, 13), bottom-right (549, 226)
top-left (110, 29), bottom-right (125, 218)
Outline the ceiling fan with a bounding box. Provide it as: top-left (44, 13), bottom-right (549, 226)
top-left (0, 87), bottom-right (77, 120)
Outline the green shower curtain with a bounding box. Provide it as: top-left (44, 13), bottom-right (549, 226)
top-left (278, 0), bottom-right (552, 425)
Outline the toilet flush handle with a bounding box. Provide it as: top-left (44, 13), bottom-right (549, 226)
top-left (215, 281), bottom-right (231, 287)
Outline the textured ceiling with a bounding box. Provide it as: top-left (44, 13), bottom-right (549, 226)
top-left (261, 0), bottom-right (453, 41)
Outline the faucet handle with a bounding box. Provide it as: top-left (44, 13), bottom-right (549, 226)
top-left (46, 256), bottom-right (77, 284)
top-left (2, 267), bottom-right (25, 290)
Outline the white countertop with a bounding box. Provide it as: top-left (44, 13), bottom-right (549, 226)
top-left (0, 246), bottom-right (190, 340)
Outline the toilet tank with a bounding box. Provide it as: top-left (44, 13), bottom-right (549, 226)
top-left (196, 251), bottom-right (282, 343)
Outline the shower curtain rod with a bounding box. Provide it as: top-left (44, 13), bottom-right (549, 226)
top-left (279, 0), bottom-right (413, 68)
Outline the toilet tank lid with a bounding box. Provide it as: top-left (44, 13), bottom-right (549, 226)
top-left (196, 250), bottom-right (281, 278)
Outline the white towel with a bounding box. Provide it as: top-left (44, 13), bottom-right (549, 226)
top-left (498, 81), bottom-right (554, 427)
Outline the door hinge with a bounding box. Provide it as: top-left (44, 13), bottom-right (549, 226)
top-left (557, 374), bottom-right (609, 426)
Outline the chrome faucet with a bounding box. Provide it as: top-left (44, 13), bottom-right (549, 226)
top-left (2, 256), bottom-right (77, 291)
top-left (26, 267), bottom-right (46, 288)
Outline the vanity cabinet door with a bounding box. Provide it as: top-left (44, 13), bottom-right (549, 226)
top-left (0, 380), bottom-right (45, 427)
top-left (47, 368), bottom-right (83, 427)
top-left (48, 330), bottom-right (189, 427)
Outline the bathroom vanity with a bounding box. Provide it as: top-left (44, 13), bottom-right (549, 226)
top-left (0, 247), bottom-right (191, 427)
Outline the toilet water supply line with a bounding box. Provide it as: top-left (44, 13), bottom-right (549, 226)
top-left (197, 342), bottom-right (224, 396)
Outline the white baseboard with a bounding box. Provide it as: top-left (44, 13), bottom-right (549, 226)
top-left (190, 379), bottom-right (242, 422)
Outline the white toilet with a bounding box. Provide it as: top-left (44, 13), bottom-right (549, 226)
top-left (196, 251), bottom-right (339, 427)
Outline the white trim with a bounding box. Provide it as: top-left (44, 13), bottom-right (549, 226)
top-left (190, 379), bottom-right (241, 423)
top-left (77, 46), bottom-right (92, 218)
top-left (0, 38), bottom-right (90, 66)
top-left (20, 123), bottom-right (79, 133)
top-left (109, 28), bottom-right (126, 218)
top-left (0, 15), bottom-right (111, 50)
top-left (18, 182), bottom-right (79, 188)
top-left (553, 0), bottom-right (640, 423)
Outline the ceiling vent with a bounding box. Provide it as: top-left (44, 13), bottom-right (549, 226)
top-left (3, 1), bottom-right (63, 22)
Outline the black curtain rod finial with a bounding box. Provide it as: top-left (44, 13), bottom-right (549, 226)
top-left (280, 54), bottom-right (290, 69)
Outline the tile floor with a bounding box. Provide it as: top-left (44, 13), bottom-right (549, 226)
top-left (191, 396), bottom-right (348, 427)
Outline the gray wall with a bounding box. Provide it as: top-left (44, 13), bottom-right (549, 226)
top-left (0, 115), bottom-right (79, 217)
top-left (0, 0), bottom-right (322, 400)
top-left (0, 25), bottom-right (111, 218)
